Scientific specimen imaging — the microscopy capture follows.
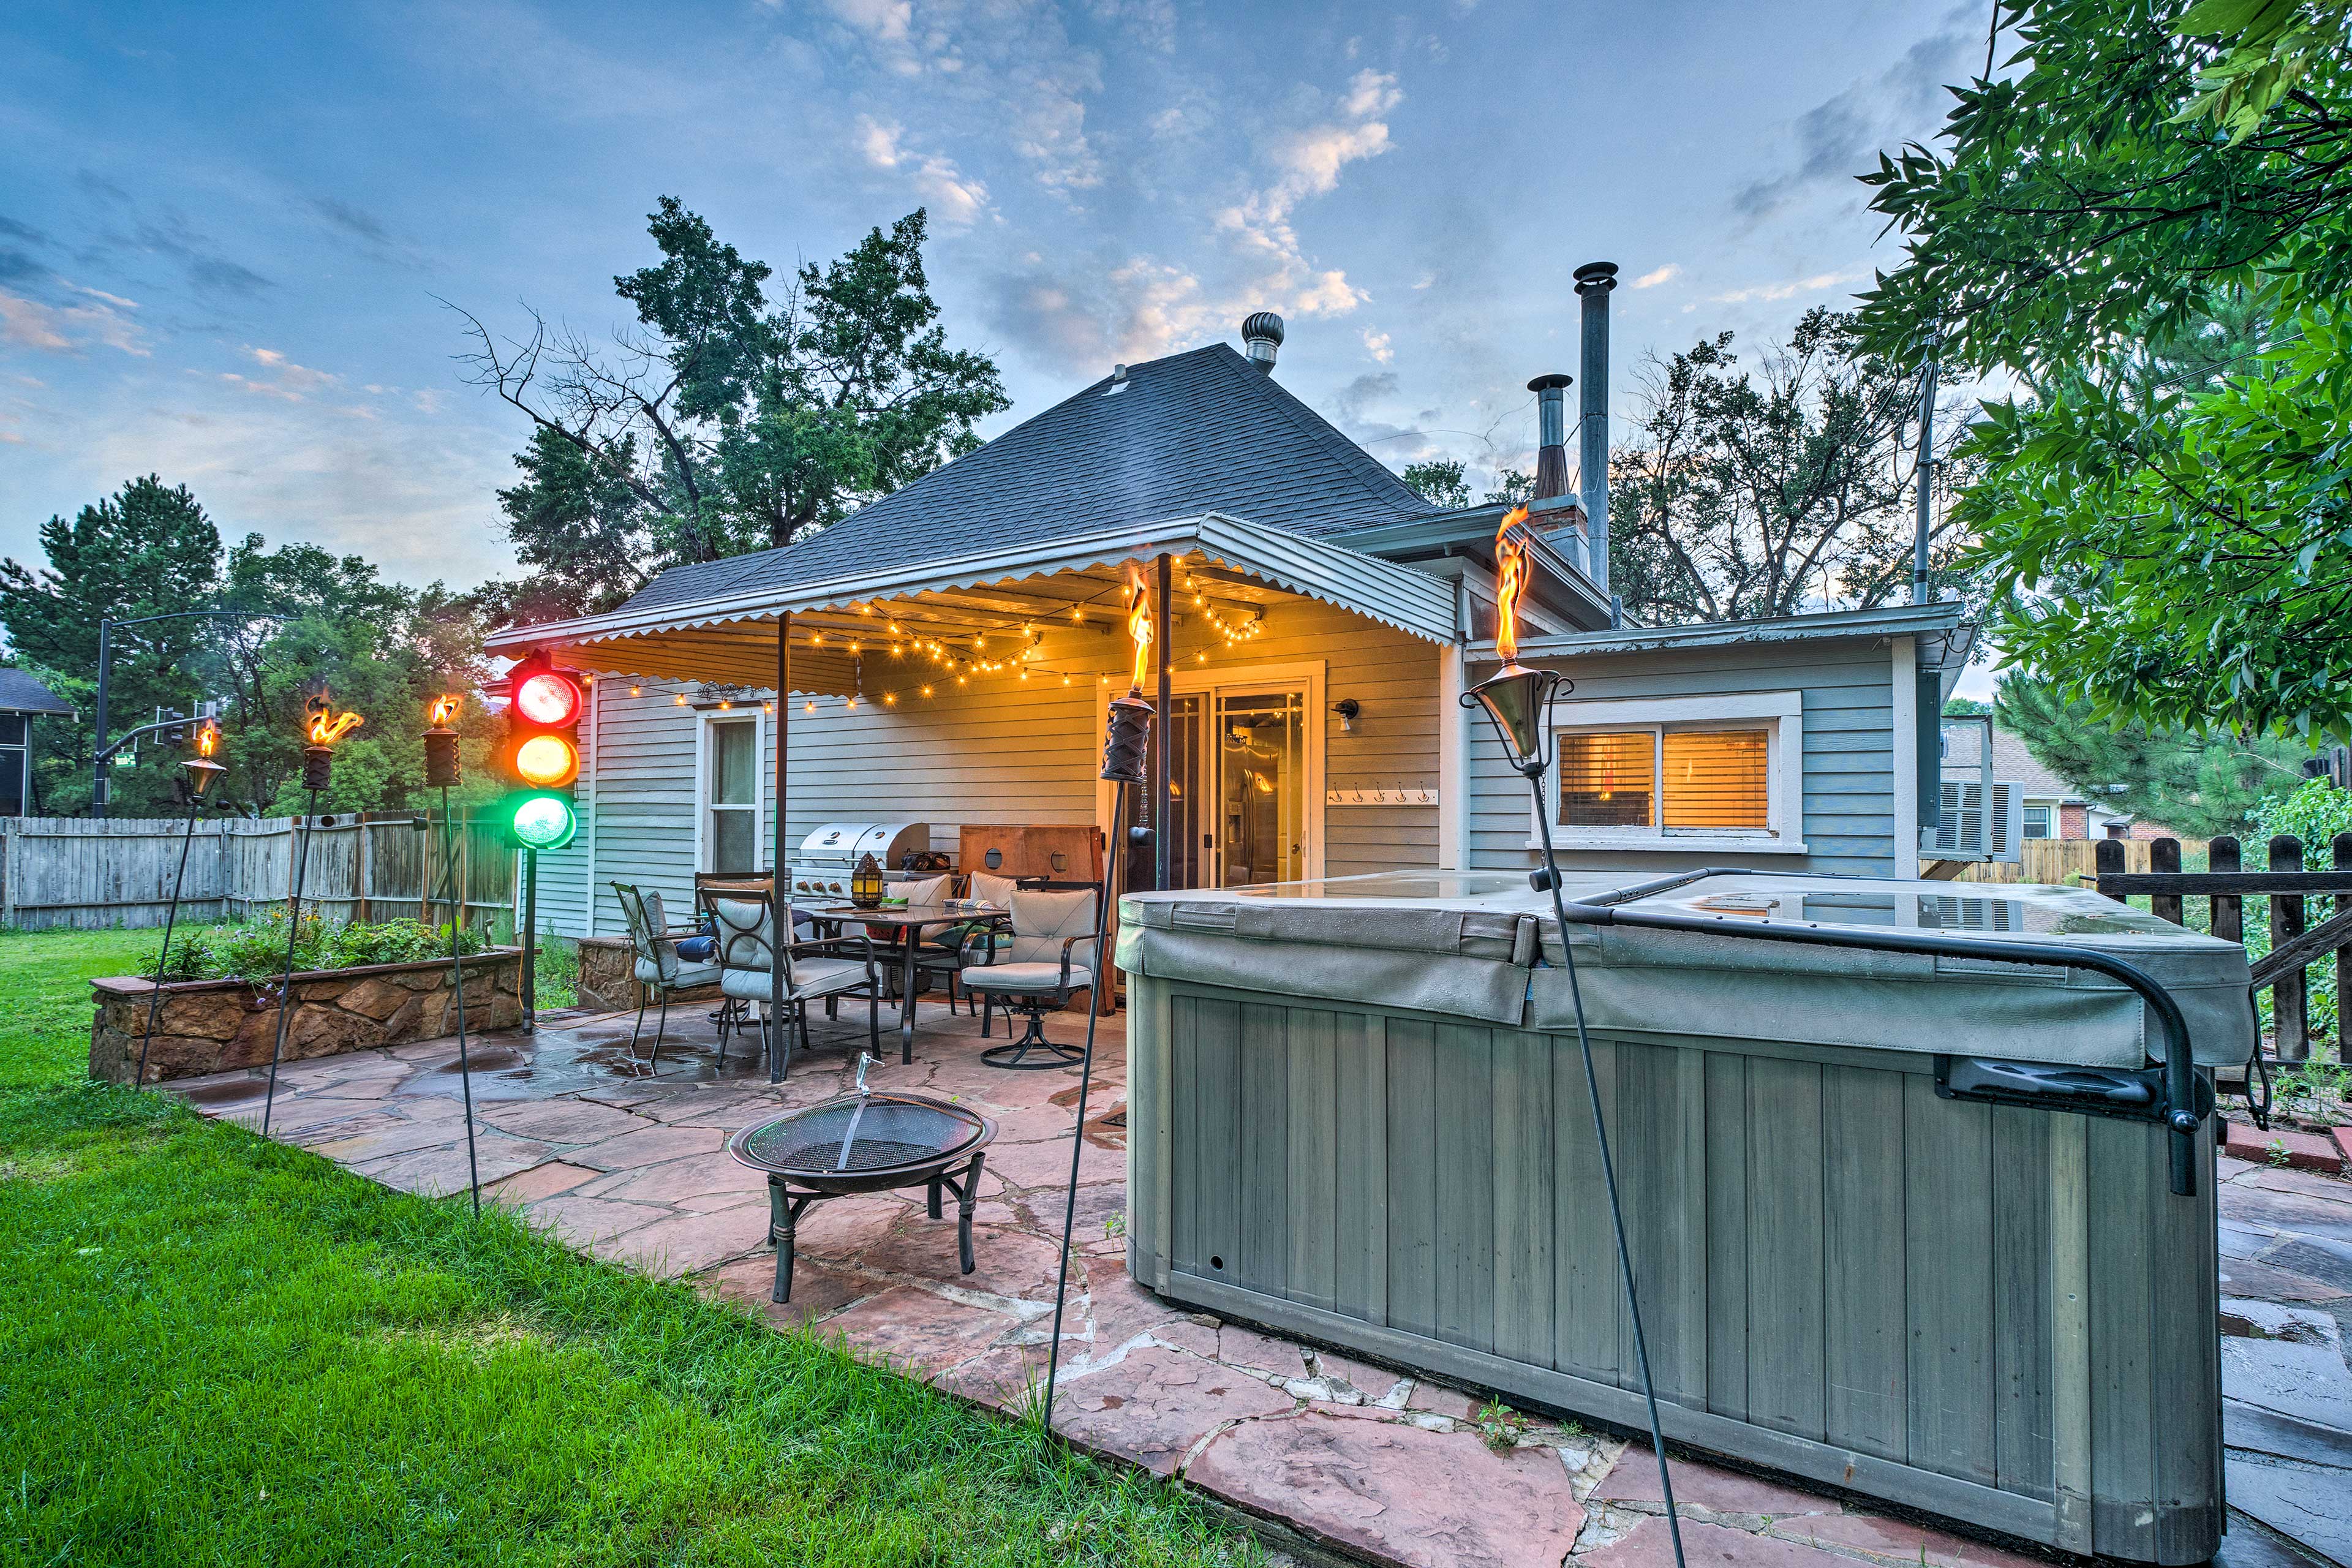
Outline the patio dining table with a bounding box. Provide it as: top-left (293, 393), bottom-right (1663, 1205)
top-left (819, 904), bottom-right (1008, 1063)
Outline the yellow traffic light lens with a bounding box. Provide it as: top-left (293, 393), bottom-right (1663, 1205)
top-left (510, 793), bottom-right (577, 850)
top-left (514, 733), bottom-right (579, 788)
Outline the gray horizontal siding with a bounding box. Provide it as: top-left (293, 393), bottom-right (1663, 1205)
top-left (1467, 638), bottom-right (1899, 879)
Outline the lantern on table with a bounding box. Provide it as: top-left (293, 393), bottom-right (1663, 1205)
top-left (850, 853), bottom-right (885, 910)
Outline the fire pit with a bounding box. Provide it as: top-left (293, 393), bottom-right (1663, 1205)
top-left (728, 1057), bottom-right (994, 1302)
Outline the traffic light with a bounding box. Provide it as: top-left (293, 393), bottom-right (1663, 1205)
top-left (500, 654), bottom-right (582, 850)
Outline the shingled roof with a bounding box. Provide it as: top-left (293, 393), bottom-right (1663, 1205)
top-left (620, 342), bottom-right (1431, 614)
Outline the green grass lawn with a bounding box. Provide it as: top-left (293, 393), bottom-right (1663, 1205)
top-left (0, 927), bottom-right (1254, 1566)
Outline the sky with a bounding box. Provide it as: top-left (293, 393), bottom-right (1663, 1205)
top-left (2, 0), bottom-right (1990, 666)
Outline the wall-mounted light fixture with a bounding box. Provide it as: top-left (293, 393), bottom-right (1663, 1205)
top-left (1332, 698), bottom-right (1361, 733)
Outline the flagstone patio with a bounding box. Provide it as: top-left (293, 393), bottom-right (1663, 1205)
top-left (167, 1003), bottom-right (2344, 1568)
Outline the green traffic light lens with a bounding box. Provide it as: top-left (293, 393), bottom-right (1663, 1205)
top-left (510, 793), bottom-right (578, 850)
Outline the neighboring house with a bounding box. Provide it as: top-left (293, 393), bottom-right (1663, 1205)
top-left (486, 295), bottom-right (1975, 941)
top-left (0, 669), bottom-right (73, 817)
top-left (1989, 725), bottom-right (2130, 842)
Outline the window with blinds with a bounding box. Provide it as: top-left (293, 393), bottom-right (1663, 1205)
top-left (1558, 731), bottom-right (1654, 827)
top-left (1660, 729), bottom-right (1768, 830)
top-left (1556, 725), bottom-right (1773, 833)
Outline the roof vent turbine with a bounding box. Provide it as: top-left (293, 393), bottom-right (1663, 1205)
top-left (1241, 312), bottom-right (1284, 374)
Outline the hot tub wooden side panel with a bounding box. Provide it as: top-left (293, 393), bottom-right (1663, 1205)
top-left (1123, 976), bottom-right (2222, 1564)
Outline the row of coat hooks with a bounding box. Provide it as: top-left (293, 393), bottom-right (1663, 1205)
top-left (1324, 785), bottom-right (1439, 807)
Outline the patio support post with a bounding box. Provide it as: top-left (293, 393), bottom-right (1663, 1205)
top-left (1153, 553), bottom-right (1171, 892)
top-left (771, 612), bottom-right (790, 1083)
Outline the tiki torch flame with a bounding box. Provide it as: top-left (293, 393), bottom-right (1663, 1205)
top-left (1494, 505), bottom-right (1530, 664)
top-left (196, 722), bottom-right (217, 760)
top-left (306, 701), bottom-right (364, 747)
top-left (1127, 568), bottom-right (1153, 693)
top-left (429, 693), bottom-right (463, 728)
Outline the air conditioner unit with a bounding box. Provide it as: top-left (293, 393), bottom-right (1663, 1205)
top-left (1926, 778), bottom-right (2024, 863)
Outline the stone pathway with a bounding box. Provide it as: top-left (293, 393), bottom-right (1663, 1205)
top-left (166, 1007), bottom-right (2348, 1568)
top-left (2217, 1152), bottom-right (2352, 1567)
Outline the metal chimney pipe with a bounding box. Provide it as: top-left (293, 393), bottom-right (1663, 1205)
top-left (1528, 372), bottom-right (1574, 506)
top-left (1574, 263), bottom-right (1618, 605)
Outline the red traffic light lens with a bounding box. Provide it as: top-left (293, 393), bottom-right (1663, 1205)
top-left (513, 670), bottom-right (582, 727)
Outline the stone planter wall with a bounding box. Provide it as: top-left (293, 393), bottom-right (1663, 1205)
top-left (89, 949), bottom-right (524, 1085)
top-left (573, 936), bottom-right (720, 1014)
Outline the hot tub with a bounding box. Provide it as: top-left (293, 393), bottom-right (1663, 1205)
top-left (1118, 870), bottom-right (2251, 1564)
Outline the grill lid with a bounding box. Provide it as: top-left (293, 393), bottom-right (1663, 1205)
top-left (796, 821), bottom-right (931, 867)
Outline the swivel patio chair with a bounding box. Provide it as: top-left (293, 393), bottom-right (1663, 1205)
top-left (958, 884), bottom-right (1099, 1069)
top-left (612, 882), bottom-right (723, 1074)
top-left (702, 885), bottom-right (883, 1080)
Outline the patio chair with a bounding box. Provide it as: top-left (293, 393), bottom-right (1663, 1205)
top-left (612, 882), bottom-right (723, 1074)
top-left (957, 884), bottom-right (1099, 1069)
top-left (703, 885), bottom-right (883, 1080)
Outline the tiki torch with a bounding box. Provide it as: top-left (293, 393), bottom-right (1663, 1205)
top-left (1043, 570), bottom-right (1156, 1436)
top-left (263, 687), bottom-right (364, 1135)
top-left (136, 717), bottom-right (227, 1089)
top-left (1461, 510), bottom-right (1686, 1568)
top-left (426, 693), bottom-right (482, 1214)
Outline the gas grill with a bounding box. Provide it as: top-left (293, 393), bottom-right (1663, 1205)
top-left (786, 821), bottom-right (935, 898)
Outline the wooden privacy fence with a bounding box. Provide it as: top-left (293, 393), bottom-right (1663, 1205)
top-left (2093, 832), bottom-right (2352, 1064)
top-left (1957, 835), bottom-right (2211, 888)
top-left (0, 812), bottom-right (518, 935)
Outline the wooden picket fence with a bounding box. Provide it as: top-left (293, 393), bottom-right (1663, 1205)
top-left (0, 812), bottom-right (517, 935)
top-left (1955, 835), bottom-right (2209, 887)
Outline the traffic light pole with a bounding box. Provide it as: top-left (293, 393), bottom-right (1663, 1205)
top-left (521, 846), bottom-right (538, 1033)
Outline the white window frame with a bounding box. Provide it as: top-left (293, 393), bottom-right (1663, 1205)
top-left (1528, 690), bottom-right (1808, 855)
top-left (2022, 802), bottom-right (2054, 840)
top-left (693, 709), bottom-right (769, 873)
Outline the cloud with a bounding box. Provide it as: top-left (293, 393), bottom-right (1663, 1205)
top-left (1732, 14), bottom-right (1977, 221)
top-left (0, 288), bottom-right (146, 355)
top-left (1086, 0), bottom-right (1175, 53)
top-left (1632, 263), bottom-right (1681, 289)
top-left (1210, 69), bottom-right (1404, 319)
top-left (1708, 270), bottom-right (1863, 305)
top-left (1362, 328), bottom-right (1393, 363)
top-left (102, 209), bottom-right (274, 298)
top-left (218, 345), bottom-right (338, 401)
top-left (823, 0), bottom-right (911, 44)
top-left (304, 196), bottom-right (426, 269)
top-left (854, 115), bottom-right (991, 226)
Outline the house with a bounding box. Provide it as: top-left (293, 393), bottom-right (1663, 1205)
top-left (484, 280), bottom-right (1975, 940)
top-left (0, 669), bottom-right (73, 817)
top-left (1989, 725), bottom-right (2130, 840)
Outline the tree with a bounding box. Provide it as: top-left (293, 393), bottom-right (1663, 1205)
top-left (1400, 459), bottom-right (1471, 510)
top-left (458, 202), bottom-right (1008, 619)
top-left (0, 477), bottom-right (223, 815)
top-left (1605, 311), bottom-right (1972, 624)
top-left (1997, 670), bottom-right (2316, 836)
top-left (1485, 470), bottom-right (1535, 508)
top-left (1858, 0), bottom-right (2352, 738)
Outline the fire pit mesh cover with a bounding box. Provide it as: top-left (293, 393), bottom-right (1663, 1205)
top-left (736, 1096), bottom-right (987, 1177)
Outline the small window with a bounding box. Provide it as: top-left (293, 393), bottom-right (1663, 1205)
top-left (1558, 727), bottom-right (1771, 834)
top-left (0, 715), bottom-right (26, 746)
top-left (1538, 692), bottom-right (1803, 853)
top-left (1662, 730), bottom-right (1769, 831)
top-left (1559, 731), bottom-right (1653, 828)
top-left (707, 719), bottom-right (759, 872)
top-left (2022, 804), bottom-right (2053, 839)
top-left (0, 744), bottom-right (22, 816)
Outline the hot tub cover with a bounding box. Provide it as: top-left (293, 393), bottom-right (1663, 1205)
top-left (1118, 871), bottom-right (2256, 1069)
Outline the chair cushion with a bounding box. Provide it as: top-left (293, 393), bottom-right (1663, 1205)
top-left (899, 873), bottom-right (951, 906)
top-left (969, 871), bottom-right (1019, 908)
top-left (642, 889), bottom-right (668, 934)
top-left (960, 960), bottom-right (1091, 993)
top-left (719, 958), bottom-right (872, 1003)
top-left (639, 956), bottom-right (720, 989)
top-left (1007, 887), bottom-right (1096, 966)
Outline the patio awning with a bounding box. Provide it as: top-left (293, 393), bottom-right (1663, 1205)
top-left (483, 511), bottom-right (1464, 694)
